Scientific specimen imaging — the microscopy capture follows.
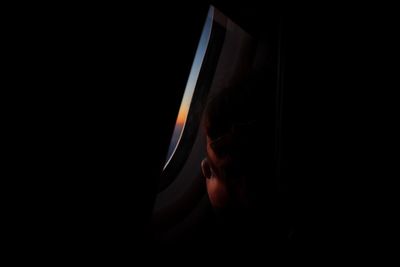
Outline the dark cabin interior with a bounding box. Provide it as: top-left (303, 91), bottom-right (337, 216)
top-left (4, 1), bottom-right (394, 260)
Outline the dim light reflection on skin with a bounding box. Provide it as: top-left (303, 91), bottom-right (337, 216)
top-left (204, 134), bottom-right (248, 211)
top-left (205, 136), bottom-right (230, 209)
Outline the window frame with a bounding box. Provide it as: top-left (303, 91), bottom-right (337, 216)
top-left (158, 7), bottom-right (227, 191)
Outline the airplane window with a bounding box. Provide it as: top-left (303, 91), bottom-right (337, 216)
top-left (152, 3), bottom-right (279, 244)
top-left (163, 6), bottom-right (214, 170)
top-left (158, 5), bottom-right (254, 191)
top-left (153, 4), bottom-right (287, 244)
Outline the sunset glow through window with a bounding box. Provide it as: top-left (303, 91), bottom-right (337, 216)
top-left (164, 6), bottom-right (214, 169)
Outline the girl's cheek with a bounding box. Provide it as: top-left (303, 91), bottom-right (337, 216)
top-left (206, 177), bottom-right (229, 209)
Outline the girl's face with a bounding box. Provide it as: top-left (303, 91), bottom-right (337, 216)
top-left (202, 136), bottom-right (230, 209)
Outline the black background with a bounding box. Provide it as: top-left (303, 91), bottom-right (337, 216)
top-left (2, 1), bottom-right (395, 259)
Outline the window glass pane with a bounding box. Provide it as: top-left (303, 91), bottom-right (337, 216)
top-left (163, 6), bottom-right (214, 169)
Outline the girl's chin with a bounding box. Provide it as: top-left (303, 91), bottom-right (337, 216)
top-left (206, 178), bottom-right (229, 209)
